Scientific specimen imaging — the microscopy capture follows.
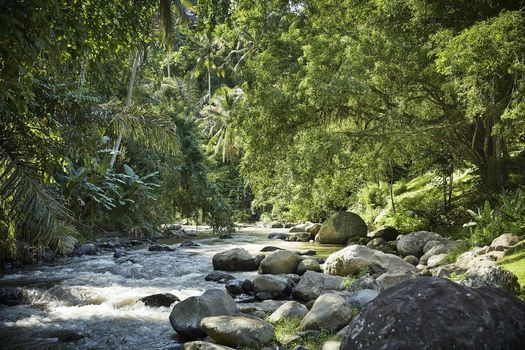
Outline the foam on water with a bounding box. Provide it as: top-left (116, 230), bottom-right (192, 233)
top-left (0, 227), bottom-right (340, 349)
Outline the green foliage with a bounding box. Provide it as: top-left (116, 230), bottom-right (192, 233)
top-left (272, 317), bottom-right (339, 350)
top-left (499, 240), bottom-right (525, 300)
top-left (440, 241), bottom-right (472, 265)
top-left (380, 211), bottom-right (431, 234)
top-left (464, 190), bottom-right (525, 245)
top-left (449, 271), bottom-right (467, 282)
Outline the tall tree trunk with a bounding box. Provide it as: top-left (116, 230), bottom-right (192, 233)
top-left (207, 54), bottom-right (212, 103)
top-left (448, 172), bottom-right (453, 207)
top-left (109, 49), bottom-right (141, 170)
top-left (389, 159), bottom-right (396, 213)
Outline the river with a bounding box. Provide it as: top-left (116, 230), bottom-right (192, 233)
top-left (0, 226), bottom-right (341, 349)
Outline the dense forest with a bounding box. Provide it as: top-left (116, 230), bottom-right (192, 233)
top-left (1, 0), bottom-right (525, 260)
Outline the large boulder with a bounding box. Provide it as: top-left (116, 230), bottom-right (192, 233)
top-left (267, 301), bottom-right (309, 323)
top-left (299, 293), bottom-right (353, 332)
top-left (396, 231), bottom-right (445, 257)
top-left (169, 289), bottom-right (237, 339)
top-left (340, 277), bottom-right (525, 350)
top-left (317, 212), bottom-right (368, 244)
top-left (259, 250), bottom-right (301, 275)
top-left (253, 275), bottom-right (293, 299)
top-left (292, 271), bottom-right (345, 301)
top-left (212, 248), bottom-right (257, 271)
top-left (200, 316), bottom-right (275, 348)
top-left (324, 245), bottom-right (417, 277)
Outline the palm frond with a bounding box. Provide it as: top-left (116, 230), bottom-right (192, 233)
top-left (93, 100), bottom-right (179, 154)
top-left (0, 125), bottom-right (78, 253)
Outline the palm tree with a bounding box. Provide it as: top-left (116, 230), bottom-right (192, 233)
top-left (199, 86), bottom-right (243, 162)
top-left (109, 0), bottom-right (193, 169)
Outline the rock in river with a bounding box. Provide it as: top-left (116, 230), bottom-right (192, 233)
top-left (396, 231), bottom-right (445, 257)
top-left (169, 289), bottom-right (236, 339)
top-left (212, 248), bottom-right (257, 271)
top-left (317, 212), bottom-right (368, 244)
top-left (140, 293), bottom-right (179, 307)
top-left (259, 250), bottom-right (302, 275)
top-left (267, 301), bottom-right (309, 323)
top-left (324, 245), bottom-right (417, 277)
top-left (299, 293), bottom-right (353, 332)
top-left (253, 275), bottom-right (293, 299)
top-left (340, 277), bottom-right (525, 350)
top-left (200, 316), bottom-right (275, 348)
top-left (292, 271), bottom-right (345, 301)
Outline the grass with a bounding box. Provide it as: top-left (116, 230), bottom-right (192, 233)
top-left (499, 240), bottom-right (525, 300)
top-left (448, 271), bottom-right (467, 282)
top-left (272, 317), bottom-right (339, 350)
top-left (439, 241), bottom-right (472, 266)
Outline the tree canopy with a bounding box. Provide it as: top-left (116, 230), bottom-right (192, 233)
top-left (1, 0), bottom-right (524, 259)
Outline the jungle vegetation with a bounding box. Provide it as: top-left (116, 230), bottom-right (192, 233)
top-left (1, 0), bottom-right (524, 260)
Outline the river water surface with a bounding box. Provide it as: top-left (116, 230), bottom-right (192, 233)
top-left (0, 227), bottom-right (340, 349)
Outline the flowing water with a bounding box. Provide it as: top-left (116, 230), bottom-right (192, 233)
top-left (0, 227), bottom-right (341, 350)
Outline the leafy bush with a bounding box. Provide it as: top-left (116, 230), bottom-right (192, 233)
top-left (357, 183), bottom-right (388, 209)
top-left (463, 190), bottom-right (525, 245)
top-left (380, 210), bottom-right (430, 233)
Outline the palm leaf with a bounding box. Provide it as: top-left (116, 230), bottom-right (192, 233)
top-left (0, 125), bottom-right (78, 253)
top-left (92, 100), bottom-right (179, 154)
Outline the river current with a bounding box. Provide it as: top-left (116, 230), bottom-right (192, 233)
top-left (0, 227), bottom-right (340, 349)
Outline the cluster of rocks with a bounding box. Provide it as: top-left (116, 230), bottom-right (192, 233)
top-left (168, 211), bottom-right (525, 349)
top-left (168, 275), bottom-right (525, 349)
top-left (160, 224), bottom-right (200, 240)
top-left (426, 233), bottom-right (522, 293)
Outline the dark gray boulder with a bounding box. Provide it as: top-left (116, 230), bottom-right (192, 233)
top-left (140, 293), bottom-right (179, 307)
top-left (253, 275), bottom-right (293, 299)
top-left (268, 232), bottom-right (290, 240)
top-left (148, 244), bottom-right (174, 252)
top-left (396, 231), bottom-right (445, 257)
top-left (205, 271), bottom-right (235, 283)
top-left (260, 246), bottom-right (284, 252)
top-left (225, 279), bottom-right (244, 295)
top-left (169, 289), bottom-right (237, 339)
top-left (180, 240), bottom-right (199, 247)
top-left (212, 248), bottom-right (257, 271)
top-left (369, 225), bottom-right (399, 241)
top-left (292, 271), bottom-right (345, 301)
top-left (75, 243), bottom-right (97, 256)
top-left (340, 277), bottom-right (525, 350)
